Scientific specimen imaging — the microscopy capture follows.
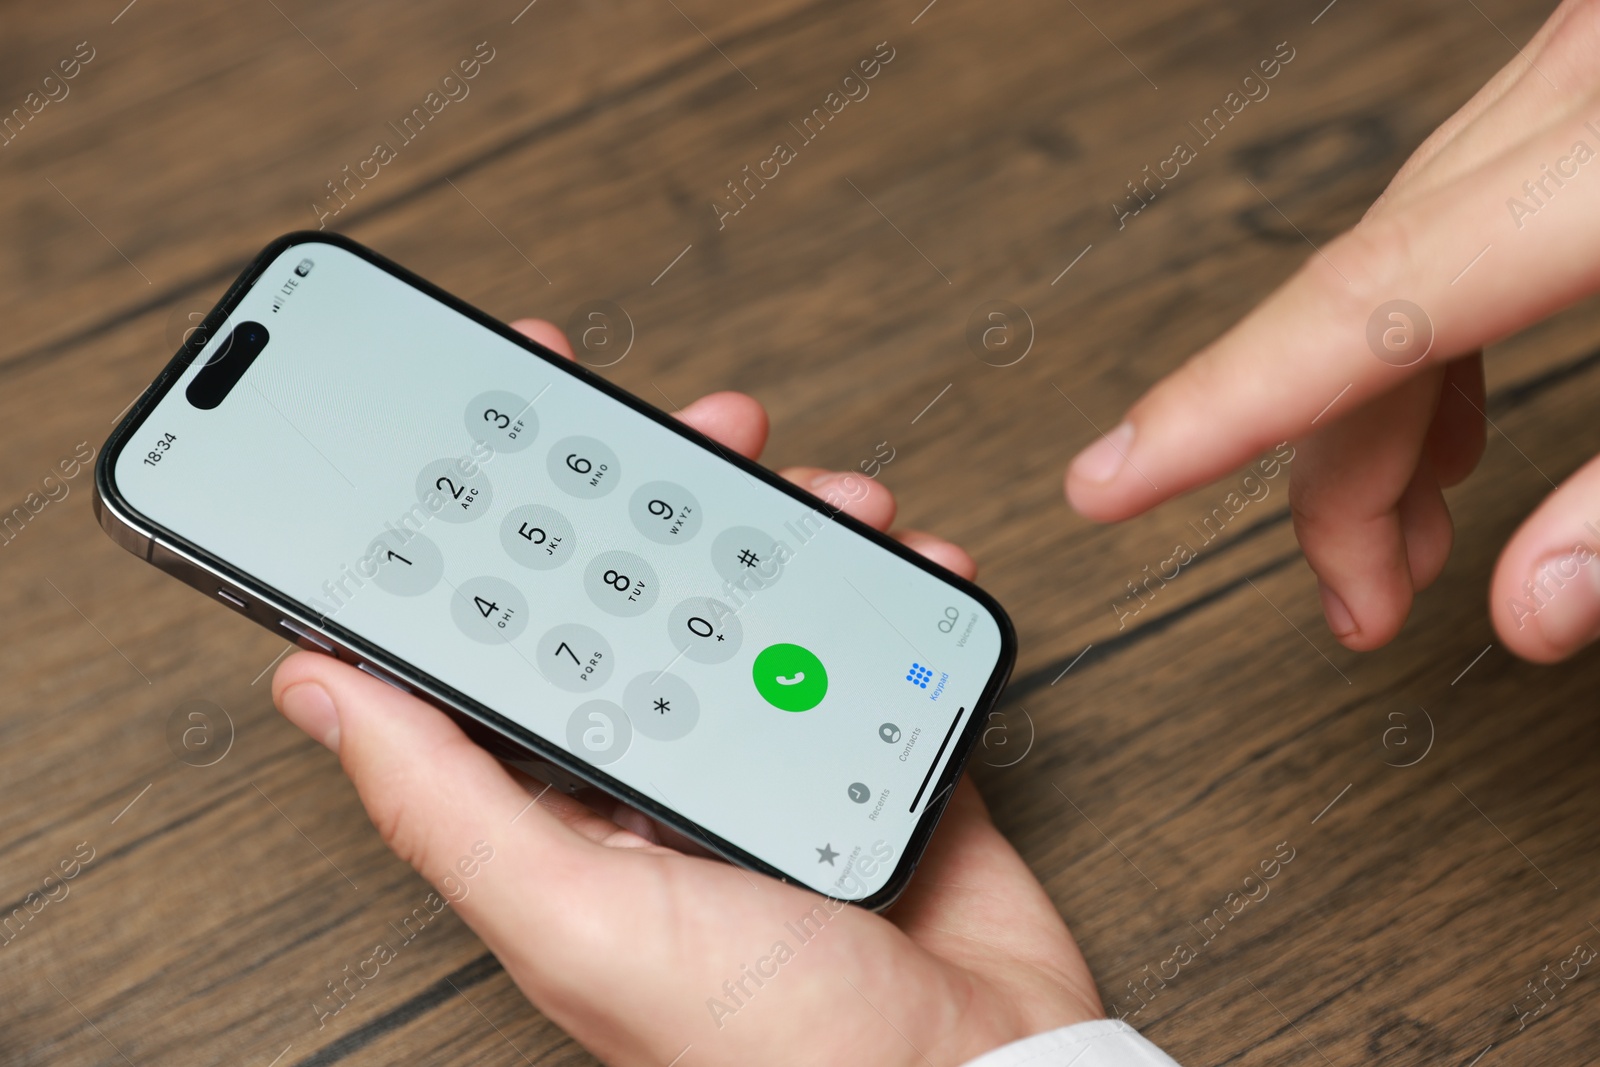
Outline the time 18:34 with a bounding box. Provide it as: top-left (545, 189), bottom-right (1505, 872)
top-left (142, 432), bottom-right (177, 466)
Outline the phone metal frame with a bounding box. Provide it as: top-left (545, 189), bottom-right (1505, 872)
top-left (94, 231), bottom-right (1018, 911)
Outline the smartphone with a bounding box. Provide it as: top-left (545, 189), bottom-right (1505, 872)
top-left (95, 233), bottom-right (1016, 908)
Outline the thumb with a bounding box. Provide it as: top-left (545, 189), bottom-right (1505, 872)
top-left (269, 651), bottom-right (600, 961)
top-left (1490, 454), bottom-right (1600, 662)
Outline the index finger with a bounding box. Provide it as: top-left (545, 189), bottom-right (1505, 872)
top-left (1065, 100), bottom-right (1600, 521)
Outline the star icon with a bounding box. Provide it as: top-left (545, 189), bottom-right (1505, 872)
top-left (816, 843), bottom-right (838, 865)
top-left (653, 697), bottom-right (670, 714)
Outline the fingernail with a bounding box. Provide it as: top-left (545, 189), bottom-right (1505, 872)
top-left (280, 682), bottom-right (340, 754)
top-left (1318, 581), bottom-right (1358, 637)
top-left (812, 470), bottom-right (868, 503)
top-left (809, 471), bottom-right (841, 491)
top-left (1529, 551), bottom-right (1600, 651)
top-left (1070, 422), bottom-right (1134, 485)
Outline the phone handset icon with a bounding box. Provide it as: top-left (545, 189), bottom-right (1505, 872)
top-left (752, 644), bottom-right (827, 712)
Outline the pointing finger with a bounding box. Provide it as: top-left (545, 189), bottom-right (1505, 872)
top-left (1068, 113), bottom-right (1600, 522)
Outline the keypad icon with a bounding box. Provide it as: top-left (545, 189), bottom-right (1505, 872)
top-left (906, 662), bottom-right (934, 689)
top-left (667, 596), bottom-right (743, 663)
top-left (416, 457), bottom-right (493, 523)
top-left (623, 671), bottom-right (700, 742)
top-left (584, 549), bottom-right (659, 617)
top-left (500, 504), bottom-right (577, 570)
top-left (538, 623), bottom-right (615, 691)
top-left (711, 525), bottom-right (786, 591)
top-left (548, 435), bottom-right (620, 499)
top-left (366, 529), bottom-right (444, 596)
top-left (465, 390), bottom-right (538, 454)
top-left (629, 481), bottom-right (703, 545)
top-left (451, 576), bottom-right (529, 644)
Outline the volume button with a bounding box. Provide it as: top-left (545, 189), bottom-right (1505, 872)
top-left (279, 617), bottom-right (334, 653)
top-left (358, 662), bottom-right (410, 693)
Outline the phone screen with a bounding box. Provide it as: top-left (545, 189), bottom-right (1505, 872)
top-left (109, 238), bottom-right (1010, 901)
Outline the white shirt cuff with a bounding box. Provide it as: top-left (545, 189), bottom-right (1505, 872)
top-left (959, 1019), bottom-right (1182, 1067)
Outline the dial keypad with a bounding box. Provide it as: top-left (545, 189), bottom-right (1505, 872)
top-left (372, 390), bottom-right (802, 761)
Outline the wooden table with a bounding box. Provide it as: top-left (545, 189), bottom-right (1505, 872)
top-left (3, 0), bottom-right (1594, 1063)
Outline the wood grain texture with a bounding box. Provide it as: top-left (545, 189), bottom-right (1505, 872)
top-left (3, 0), bottom-right (1596, 1064)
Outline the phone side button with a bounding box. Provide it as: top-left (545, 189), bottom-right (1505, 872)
top-left (216, 589), bottom-right (248, 610)
top-left (357, 662), bottom-right (411, 693)
top-left (279, 618), bottom-right (334, 654)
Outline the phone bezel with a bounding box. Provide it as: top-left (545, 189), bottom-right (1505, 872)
top-left (95, 231), bottom-right (1018, 910)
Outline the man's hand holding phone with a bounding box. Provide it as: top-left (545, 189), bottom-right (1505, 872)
top-left (272, 318), bottom-right (1102, 1067)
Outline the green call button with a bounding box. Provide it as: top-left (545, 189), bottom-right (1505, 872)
top-left (752, 643), bottom-right (828, 712)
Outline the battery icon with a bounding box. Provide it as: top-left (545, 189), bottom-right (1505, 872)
top-left (294, 258), bottom-right (314, 277)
